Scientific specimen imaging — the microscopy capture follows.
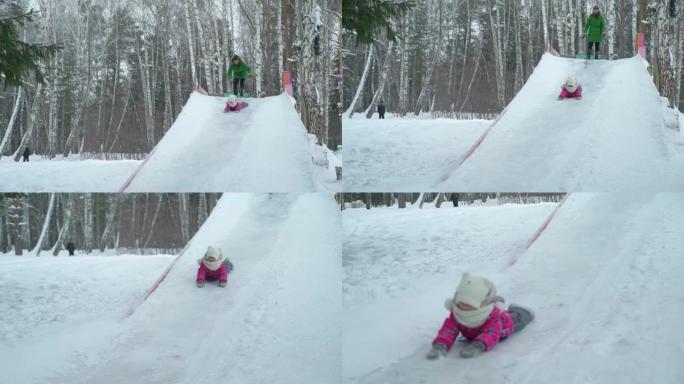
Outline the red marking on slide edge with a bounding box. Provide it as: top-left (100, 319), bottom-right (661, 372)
top-left (526, 193), bottom-right (571, 249)
top-left (439, 104), bottom-right (510, 182)
top-left (122, 240), bottom-right (194, 319)
top-left (118, 146), bottom-right (158, 193)
top-left (440, 48), bottom-right (559, 183)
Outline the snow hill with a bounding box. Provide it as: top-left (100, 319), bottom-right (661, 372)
top-left (0, 193), bottom-right (341, 384)
top-left (122, 93), bottom-right (321, 192)
top-left (342, 118), bottom-right (489, 191)
top-left (0, 92), bottom-right (338, 192)
top-left (442, 54), bottom-right (684, 190)
top-left (343, 194), bottom-right (684, 384)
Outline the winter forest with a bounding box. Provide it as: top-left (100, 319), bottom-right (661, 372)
top-left (0, 193), bottom-right (220, 255)
top-left (340, 192), bottom-right (565, 208)
top-left (0, 0), bottom-right (343, 160)
top-left (343, 0), bottom-right (684, 116)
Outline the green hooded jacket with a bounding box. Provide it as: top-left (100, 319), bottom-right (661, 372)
top-left (584, 14), bottom-right (605, 43)
top-left (228, 61), bottom-right (251, 79)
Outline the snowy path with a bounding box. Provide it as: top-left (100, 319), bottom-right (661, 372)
top-left (0, 255), bottom-right (173, 383)
top-left (51, 193), bottom-right (340, 384)
top-left (442, 55), bottom-right (684, 191)
top-left (343, 194), bottom-right (684, 384)
top-left (342, 118), bottom-right (489, 191)
top-left (123, 93), bottom-right (316, 192)
top-left (0, 158), bottom-right (139, 192)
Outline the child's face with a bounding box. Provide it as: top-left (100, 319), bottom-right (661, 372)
top-left (593, 8), bottom-right (599, 14)
top-left (207, 256), bottom-right (217, 262)
top-left (233, 59), bottom-right (239, 64)
top-left (456, 302), bottom-right (477, 311)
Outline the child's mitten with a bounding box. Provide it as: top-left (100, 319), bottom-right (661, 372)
top-left (196, 281), bottom-right (205, 288)
top-left (459, 341), bottom-right (485, 358)
top-left (426, 343), bottom-right (448, 360)
top-left (219, 281), bottom-right (227, 288)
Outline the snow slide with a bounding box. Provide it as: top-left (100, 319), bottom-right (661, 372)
top-left (343, 194), bottom-right (684, 384)
top-left (121, 93), bottom-right (316, 192)
top-left (38, 193), bottom-right (341, 384)
top-left (442, 54), bottom-right (684, 191)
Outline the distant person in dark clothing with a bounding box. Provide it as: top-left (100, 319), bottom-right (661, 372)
top-left (66, 241), bottom-right (76, 256)
top-left (22, 147), bottom-right (30, 162)
top-left (377, 101), bottom-right (386, 119)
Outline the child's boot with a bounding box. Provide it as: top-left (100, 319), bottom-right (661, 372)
top-left (219, 281), bottom-right (227, 288)
top-left (508, 304), bottom-right (534, 333)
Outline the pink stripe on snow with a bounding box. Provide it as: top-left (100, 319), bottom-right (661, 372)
top-left (122, 240), bottom-right (194, 319)
top-left (118, 146), bottom-right (158, 193)
top-left (526, 193), bottom-right (571, 249)
top-left (439, 104), bottom-right (511, 183)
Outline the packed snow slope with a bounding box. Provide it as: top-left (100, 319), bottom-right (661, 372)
top-left (1, 193), bottom-right (340, 384)
top-left (343, 194), bottom-right (684, 384)
top-left (442, 54), bottom-right (684, 191)
top-left (123, 93), bottom-right (317, 192)
top-left (0, 157), bottom-right (139, 192)
top-left (0, 254), bottom-right (173, 384)
top-left (343, 117), bottom-right (489, 191)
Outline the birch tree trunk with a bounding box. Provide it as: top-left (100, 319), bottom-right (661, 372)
top-left (192, 0), bottom-right (215, 93)
top-left (607, 0), bottom-right (616, 58)
top-left (52, 195), bottom-right (75, 256)
top-left (184, 1), bottom-right (198, 87)
top-left (488, 0), bottom-right (506, 108)
top-left (541, 0), bottom-right (550, 49)
top-left (83, 193), bottom-right (93, 253)
top-left (178, 194), bottom-right (190, 243)
top-left (365, 40), bottom-right (394, 118)
top-left (346, 44), bottom-right (373, 118)
top-left (13, 84), bottom-right (44, 161)
top-left (0, 87), bottom-right (22, 156)
top-left (33, 193), bottom-right (56, 255)
top-left (99, 195), bottom-right (121, 252)
top-left (6, 196), bottom-right (24, 255)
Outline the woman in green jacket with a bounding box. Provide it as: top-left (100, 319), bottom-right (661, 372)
top-left (581, 5), bottom-right (606, 60)
top-left (228, 55), bottom-right (251, 97)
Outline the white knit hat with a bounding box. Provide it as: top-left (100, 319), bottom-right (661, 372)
top-left (564, 77), bottom-right (578, 93)
top-left (198, 246), bottom-right (224, 271)
top-left (227, 95), bottom-right (238, 107)
top-left (443, 273), bottom-right (498, 328)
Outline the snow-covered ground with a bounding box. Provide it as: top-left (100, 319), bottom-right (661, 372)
top-left (342, 194), bottom-right (684, 384)
top-left (342, 117), bottom-right (489, 191)
top-left (0, 254), bottom-right (173, 384)
top-left (0, 193), bottom-right (341, 384)
top-left (0, 157), bottom-right (139, 192)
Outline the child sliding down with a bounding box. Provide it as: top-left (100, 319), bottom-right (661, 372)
top-left (196, 246), bottom-right (233, 288)
top-left (224, 94), bottom-right (249, 112)
top-left (426, 273), bottom-right (534, 359)
top-left (558, 77), bottom-right (582, 100)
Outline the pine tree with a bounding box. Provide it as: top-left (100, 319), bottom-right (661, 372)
top-left (342, 0), bottom-right (414, 43)
top-left (0, 3), bottom-right (62, 87)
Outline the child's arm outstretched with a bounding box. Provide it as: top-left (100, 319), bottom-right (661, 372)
top-left (427, 313), bottom-right (460, 359)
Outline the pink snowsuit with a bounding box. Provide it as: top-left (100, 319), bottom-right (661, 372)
top-left (224, 101), bottom-right (244, 112)
top-left (196, 263), bottom-right (228, 283)
top-left (432, 306), bottom-right (515, 351)
top-left (558, 85), bottom-right (583, 99)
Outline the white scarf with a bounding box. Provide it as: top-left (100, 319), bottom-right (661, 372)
top-left (201, 256), bottom-right (223, 271)
top-left (452, 302), bottom-right (494, 328)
